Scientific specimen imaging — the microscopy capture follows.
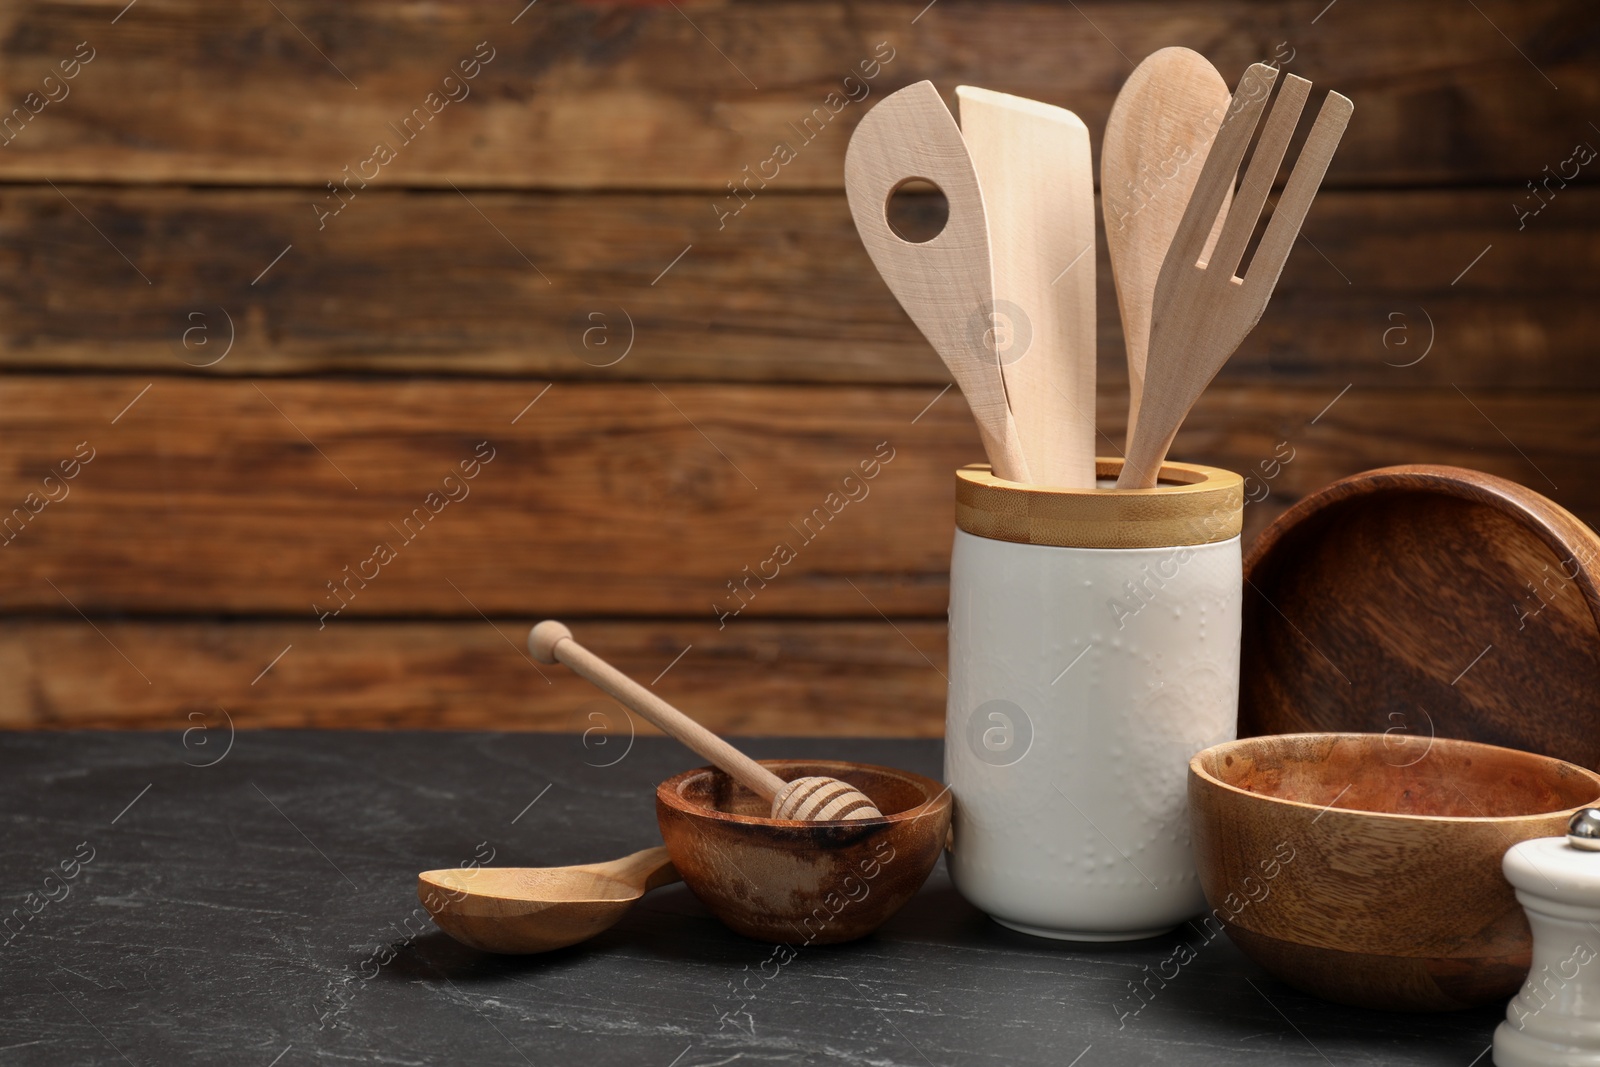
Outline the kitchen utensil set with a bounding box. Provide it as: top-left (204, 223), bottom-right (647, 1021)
top-left (417, 626), bottom-right (951, 955)
top-left (846, 53), bottom-right (1352, 488)
top-left (420, 44), bottom-right (1358, 963)
top-left (419, 623), bottom-right (913, 955)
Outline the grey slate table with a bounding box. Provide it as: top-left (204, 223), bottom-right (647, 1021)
top-left (1, 732), bottom-right (1505, 1065)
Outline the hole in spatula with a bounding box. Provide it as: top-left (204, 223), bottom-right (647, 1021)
top-left (886, 178), bottom-right (949, 243)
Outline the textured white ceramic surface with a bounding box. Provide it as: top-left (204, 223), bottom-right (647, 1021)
top-left (945, 527), bottom-right (1241, 940)
top-left (1494, 837), bottom-right (1600, 1067)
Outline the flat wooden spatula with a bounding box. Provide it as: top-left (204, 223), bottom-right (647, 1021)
top-left (956, 86), bottom-right (1096, 488)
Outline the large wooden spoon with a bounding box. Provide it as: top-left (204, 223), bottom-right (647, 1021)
top-left (1102, 47), bottom-right (1233, 451)
top-left (529, 621), bottom-right (883, 821)
top-left (419, 847), bottom-right (679, 954)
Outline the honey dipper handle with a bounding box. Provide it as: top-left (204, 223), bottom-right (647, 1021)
top-left (529, 621), bottom-right (789, 803)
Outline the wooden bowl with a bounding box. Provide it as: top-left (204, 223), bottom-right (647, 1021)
top-left (1242, 464), bottom-right (1600, 771)
top-left (656, 759), bottom-right (951, 945)
top-left (1189, 733), bottom-right (1600, 1011)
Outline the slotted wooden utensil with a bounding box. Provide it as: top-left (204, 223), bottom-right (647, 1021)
top-left (1102, 47), bottom-right (1234, 451)
top-left (845, 80), bottom-right (1031, 483)
top-left (1118, 64), bottom-right (1353, 489)
top-left (956, 85), bottom-right (1096, 488)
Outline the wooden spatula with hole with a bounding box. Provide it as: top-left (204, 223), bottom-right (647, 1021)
top-left (1117, 63), bottom-right (1352, 489)
top-left (845, 80), bottom-right (1031, 482)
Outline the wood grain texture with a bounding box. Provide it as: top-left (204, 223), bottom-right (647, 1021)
top-left (1190, 734), bottom-right (1600, 1010)
top-left (1239, 465), bottom-right (1600, 772)
top-left (955, 458), bottom-right (1243, 549)
top-left (844, 80), bottom-right (1029, 481)
top-left (419, 847), bottom-right (681, 955)
top-left (1, 185), bottom-right (1592, 386)
top-left (0, 0), bottom-right (1593, 189)
top-left (957, 85), bottom-right (1096, 487)
top-left (1102, 47), bottom-right (1232, 449)
top-left (2, 0), bottom-right (1596, 736)
top-left (1, 377), bottom-right (1595, 618)
top-left (656, 758), bottom-right (951, 943)
top-left (0, 619), bottom-right (952, 732)
top-left (1120, 66), bottom-right (1354, 488)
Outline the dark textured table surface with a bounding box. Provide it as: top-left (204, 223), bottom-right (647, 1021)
top-left (1, 732), bottom-right (1505, 1065)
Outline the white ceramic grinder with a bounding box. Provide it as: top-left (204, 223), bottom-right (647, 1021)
top-left (1494, 808), bottom-right (1600, 1067)
top-left (945, 457), bottom-right (1243, 940)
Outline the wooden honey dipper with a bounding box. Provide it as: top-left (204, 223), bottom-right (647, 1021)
top-left (529, 621), bottom-right (883, 821)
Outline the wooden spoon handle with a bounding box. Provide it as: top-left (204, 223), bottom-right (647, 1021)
top-left (529, 621), bottom-right (788, 803)
top-left (595, 846), bottom-right (681, 892)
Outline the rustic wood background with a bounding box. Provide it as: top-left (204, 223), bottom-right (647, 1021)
top-left (0, 0), bottom-right (1595, 733)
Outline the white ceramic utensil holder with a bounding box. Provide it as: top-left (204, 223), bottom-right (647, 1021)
top-left (945, 457), bottom-right (1244, 941)
top-left (1494, 818), bottom-right (1600, 1067)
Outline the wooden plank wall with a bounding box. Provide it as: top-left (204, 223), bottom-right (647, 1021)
top-left (0, 0), bottom-right (1596, 734)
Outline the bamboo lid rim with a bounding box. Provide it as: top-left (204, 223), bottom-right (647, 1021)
top-left (955, 458), bottom-right (1244, 549)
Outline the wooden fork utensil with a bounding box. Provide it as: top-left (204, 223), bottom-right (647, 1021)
top-left (1117, 63), bottom-right (1352, 489)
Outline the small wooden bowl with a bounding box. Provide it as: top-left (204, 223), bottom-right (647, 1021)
top-left (1190, 733), bottom-right (1600, 1011)
top-left (656, 759), bottom-right (951, 945)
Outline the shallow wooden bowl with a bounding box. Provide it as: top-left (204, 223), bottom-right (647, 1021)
top-left (656, 759), bottom-right (951, 945)
top-left (1242, 465), bottom-right (1600, 771)
top-left (1190, 733), bottom-right (1600, 1011)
